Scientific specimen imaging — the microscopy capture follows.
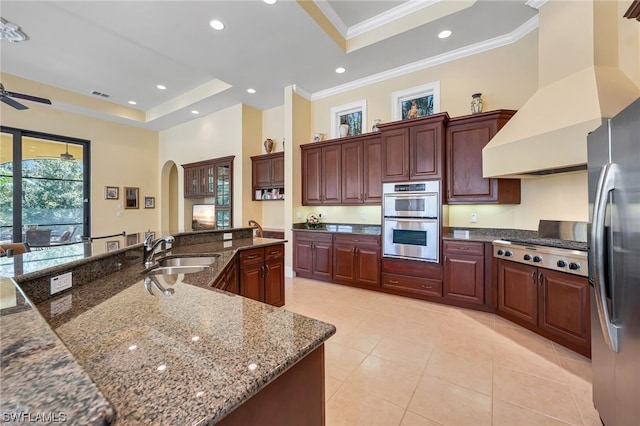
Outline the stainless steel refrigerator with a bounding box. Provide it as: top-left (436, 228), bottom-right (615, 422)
top-left (588, 97), bottom-right (640, 426)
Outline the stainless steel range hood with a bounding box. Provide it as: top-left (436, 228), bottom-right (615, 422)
top-left (483, 0), bottom-right (640, 178)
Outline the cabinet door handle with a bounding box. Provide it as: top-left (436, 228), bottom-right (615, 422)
top-left (388, 279), bottom-right (399, 284)
top-left (405, 168), bottom-right (409, 176)
top-left (246, 254), bottom-right (259, 259)
top-left (355, 248), bottom-right (359, 257)
top-left (538, 272), bottom-right (544, 286)
top-left (422, 285), bottom-right (433, 289)
top-left (531, 270), bottom-right (537, 284)
top-left (269, 250), bottom-right (280, 255)
top-left (444, 256), bottom-right (448, 262)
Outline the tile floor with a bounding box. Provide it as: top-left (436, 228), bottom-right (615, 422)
top-left (283, 276), bottom-right (601, 426)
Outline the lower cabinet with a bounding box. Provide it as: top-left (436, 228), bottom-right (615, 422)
top-left (239, 244), bottom-right (285, 307)
top-left (381, 257), bottom-right (443, 298)
top-left (293, 231), bottom-right (333, 281)
top-left (496, 259), bottom-right (591, 357)
top-left (443, 241), bottom-right (485, 306)
top-left (212, 257), bottom-right (238, 294)
top-left (332, 234), bottom-right (380, 287)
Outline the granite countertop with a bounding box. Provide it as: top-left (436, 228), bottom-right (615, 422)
top-left (292, 222), bottom-right (381, 235)
top-left (1, 233), bottom-right (336, 425)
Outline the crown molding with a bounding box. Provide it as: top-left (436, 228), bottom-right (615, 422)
top-left (313, 0), bottom-right (348, 38)
top-left (525, 0), bottom-right (548, 10)
top-left (311, 15), bottom-right (538, 101)
top-left (293, 84), bottom-right (311, 100)
top-left (348, 0), bottom-right (441, 39)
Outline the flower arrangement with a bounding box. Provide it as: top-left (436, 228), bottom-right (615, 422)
top-left (306, 213), bottom-right (320, 228)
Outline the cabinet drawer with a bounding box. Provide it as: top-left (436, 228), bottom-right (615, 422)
top-left (293, 231), bottom-right (333, 243)
top-left (239, 247), bottom-right (264, 266)
top-left (381, 273), bottom-right (442, 297)
top-left (443, 240), bottom-right (484, 256)
top-left (333, 234), bottom-right (380, 246)
top-left (265, 244), bottom-right (284, 260)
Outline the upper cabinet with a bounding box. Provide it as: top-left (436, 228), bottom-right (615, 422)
top-left (251, 152), bottom-right (284, 201)
top-left (182, 155), bottom-right (234, 228)
top-left (446, 110), bottom-right (520, 204)
top-left (379, 113), bottom-right (448, 182)
top-left (301, 133), bottom-right (382, 206)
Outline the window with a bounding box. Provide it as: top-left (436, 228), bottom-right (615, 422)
top-left (0, 127), bottom-right (90, 246)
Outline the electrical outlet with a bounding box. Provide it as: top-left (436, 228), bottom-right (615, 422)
top-left (50, 272), bottom-right (72, 295)
top-left (470, 213), bottom-right (478, 223)
top-left (361, 212), bottom-right (366, 220)
top-left (318, 212), bottom-right (327, 219)
top-left (296, 211), bottom-right (301, 219)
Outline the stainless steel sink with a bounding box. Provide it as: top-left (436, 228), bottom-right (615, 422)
top-left (145, 265), bottom-right (210, 275)
top-left (157, 255), bottom-right (219, 267)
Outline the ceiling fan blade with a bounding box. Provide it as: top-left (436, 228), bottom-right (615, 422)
top-left (0, 95), bottom-right (28, 110)
top-left (6, 90), bottom-right (51, 105)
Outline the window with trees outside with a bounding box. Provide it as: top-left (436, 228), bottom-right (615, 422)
top-left (0, 127), bottom-right (90, 248)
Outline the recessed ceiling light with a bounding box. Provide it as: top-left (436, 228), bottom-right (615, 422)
top-left (264, 0), bottom-right (277, 4)
top-left (438, 30), bottom-right (452, 39)
top-left (335, 67), bottom-right (346, 74)
top-left (247, 88), bottom-right (256, 94)
top-left (156, 84), bottom-right (166, 90)
top-left (191, 110), bottom-right (199, 115)
top-left (128, 100), bottom-right (137, 105)
top-left (209, 19), bottom-right (224, 31)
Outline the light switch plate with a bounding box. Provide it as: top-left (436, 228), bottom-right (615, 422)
top-left (50, 272), bottom-right (72, 295)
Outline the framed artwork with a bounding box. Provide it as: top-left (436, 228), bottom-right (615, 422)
top-left (144, 231), bottom-right (156, 241)
top-left (124, 187), bottom-right (139, 209)
top-left (126, 233), bottom-right (139, 246)
top-left (105, 240), bottom-right (120, 252)
top-left (391, 81), bottom-right (441, 121)
top-left (330, 100), bottom-right (367, 138)
top-left (144, 196), bottom-right (155, 209)
top-left (105, 186), bottom-right (119, 200)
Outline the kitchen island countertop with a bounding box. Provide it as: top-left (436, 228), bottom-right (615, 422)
top-left (1, 234), bottom-right (335, 425)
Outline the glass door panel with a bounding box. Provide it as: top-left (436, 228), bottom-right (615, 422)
top-left (216, 164), bottom-right (230, 206)
top-left (22, 138), bottom-right (84, 246)
top-left (216, 210), bottom-right (230, 230)
top-left (0, 133), bottom-right (13, 243)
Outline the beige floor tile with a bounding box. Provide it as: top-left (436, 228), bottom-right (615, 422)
top-left (493, 323), bottom-right (557, 356)
top-left (447, 307), bottom-right (496, 328)
top-left (324, 341), bottom-right (368, 381)
top-left (553, 341), bottom-right (592, 363)
top-left (492, 399), bottom-right (574, 426)
top-left (408, 375), bottom-right (492, 426)
top-left (325, 375), bottom-right (343, 402)
top-left (328, 323), bottom-right (385, 354)
top-left (424, 348), bottom-right (493, 395)
top-left (569, 381), bottom-right (602, 426)
top-left (326, 380), bottom-right (405, 426)
top-left (494, 343), bottom-right (567, 384)
top-left (371, 335), bottom-right (434, 370)
top-left (343, 354), bottom-right (423, 408)
top-left (493, 365), bottom-right (583, 425)
top-left (494, 314), bottom-right (526, 329)
top-left (559, 356), bottom-right (592, 389)
top-left (401, 410), bottom-right (443, 426)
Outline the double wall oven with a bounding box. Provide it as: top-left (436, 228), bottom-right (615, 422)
top-left (382, 181), bottom-right (441, 262)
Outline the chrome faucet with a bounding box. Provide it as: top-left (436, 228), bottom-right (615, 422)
top-left (143, 275), bottom-right (175, 297)
top-left (143, 234), bottom-right (175, 267)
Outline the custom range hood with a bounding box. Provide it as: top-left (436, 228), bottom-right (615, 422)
top-left (483, 0), bottom-right (640, 178)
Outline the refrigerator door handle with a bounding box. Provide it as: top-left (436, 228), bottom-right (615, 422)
top-left (591, 162), bottom-right (621, 353)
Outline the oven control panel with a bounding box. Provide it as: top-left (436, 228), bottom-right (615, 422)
top-left (493, 241), bottom-right (588, 277)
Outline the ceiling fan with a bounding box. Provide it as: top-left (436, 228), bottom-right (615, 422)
top-left (36, 144), bottom-right (79, 162)
top-left (0, 82), bottom-right (52, 110)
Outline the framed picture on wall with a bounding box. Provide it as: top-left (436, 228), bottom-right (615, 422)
top-left (126, 233), bottom-right (139, 246)
top-left (105, 186), bottom-right (119, 200)
top-left (330, 100), bottom-right (367, 138)
top-left (144, 196), bottom-right (155, 209)
top-left (106, 240), bottom-right (120, 252)
top-left (391, 81), bottom-right (441, 120)
top-left (124, 187), bottom-right (139, 209)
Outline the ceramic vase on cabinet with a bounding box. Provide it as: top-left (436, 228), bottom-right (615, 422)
top-left (339, 124), bottom-right (349, 138)
top-left (264, 138), bottom-right (274, 153)
top-left (372, 119), bottom-right (382, 132)
top-left (470, 93), bottom-right (483, 114)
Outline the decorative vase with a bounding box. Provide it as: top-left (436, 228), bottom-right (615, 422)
top-left (264, 138), bottom-right (274, 153)
top-left (339, 124), bottom-right (349, 138)
top-left (471, 93), bottom-right (483, 114)
top-left (372, 119), bottom-right (382, 132)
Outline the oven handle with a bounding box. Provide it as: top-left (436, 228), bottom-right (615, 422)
top-left (384, 216), bottom-right (438, 220)
top-left (591, 163), bottom-right (620, 353)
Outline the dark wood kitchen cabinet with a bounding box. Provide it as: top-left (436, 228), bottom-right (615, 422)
top-left (302, 144), bottom-right (341, 205)
top-left (446, 110), bottom-right (520, 204)
top-left (378, 113), bottom-right (448, 182)
top-left (182, 156), bottom-right (234, 229)
top-left (341, 136), bottom-right (382, 205)
top-left (251, 152), bottom-right (284, 201)
top-left (381, 257), bottom-right (443, 298)
top-left (332, 234), bottom-right (380, 287)
top-left (212, 257), bottom-right (238, 295)
top-left (293, 231), bottom-right (333, 281)
top-left (239, 244), bottom-right (285, 307)
top-left (443, 240), bottom-right (485, 306)
top-left (496, 259), bottom-right (590, 357)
